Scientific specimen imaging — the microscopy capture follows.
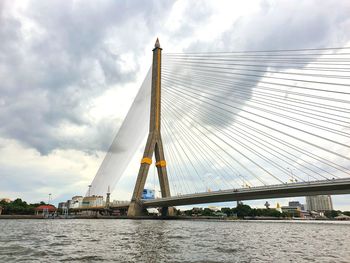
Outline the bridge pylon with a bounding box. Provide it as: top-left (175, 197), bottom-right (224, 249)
top-left (128, 39), bottom-right (172, 217)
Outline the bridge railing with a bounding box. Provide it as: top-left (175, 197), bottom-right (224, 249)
top-left (152, 178), bottom-right (350, 201)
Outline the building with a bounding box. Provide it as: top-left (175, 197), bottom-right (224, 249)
top-left (58, 202), bottom-right (67, 209)
top-left (35, 205), bottom-right (56, 215)
top-left (142, 189), bottom-right (155, 200)
top-left (288, 201), bottom-right (305, 211)
top-left (306, 195), bottom-right (333, 211)
top-left (111, 200), bottom-right (129, 206)
top-left (281, 205), bottom-right (301, 217)
top-left (147, 208), bottom-right (160, 216)
top-left (66, 195), bottom-right (104, 209)
top-left (81, 195), bottom-right (104, 208)
top-left (69, 196), bottom-right (84, 209)
top-left (281, 201), bottom-right (307, 217)
top-left (66, 199), bottom-right (72, 209)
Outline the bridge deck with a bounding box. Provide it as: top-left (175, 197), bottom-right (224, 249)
top-left (73, 179), bottom-right (350, 210)
top-left (142, 178), bottom-right (350, 207)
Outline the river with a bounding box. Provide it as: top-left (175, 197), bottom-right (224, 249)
top-left (0, 219), bottom-right (349, 262)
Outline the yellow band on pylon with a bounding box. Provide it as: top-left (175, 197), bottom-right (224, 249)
top-left (156, 160), bottom-right (167, 167)
top-left (141, 157), bottom-right (152, 165)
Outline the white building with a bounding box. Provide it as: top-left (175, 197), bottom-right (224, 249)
top-left (82, 195), bottom-right (104, 208)
top-left (306, 195), bottom-right (333, 211)
top-left (69, 196), bottom-right (84, 209)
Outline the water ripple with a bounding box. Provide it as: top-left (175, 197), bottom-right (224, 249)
top-left (0, 219), bottom-right (349, 262)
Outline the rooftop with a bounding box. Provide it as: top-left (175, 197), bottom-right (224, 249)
top-left (35, 205), bottom-right (56, 211)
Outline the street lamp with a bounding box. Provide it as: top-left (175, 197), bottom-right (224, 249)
top-left (286, 167), bottom-right (296, 183)
top-left (48, 193), bottom-right (52, 205)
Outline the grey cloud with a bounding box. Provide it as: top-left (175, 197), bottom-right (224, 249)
top-left (159, 0), bottom-right (350, 190)
top-left (179, 0), bottom-right (350, 128)
top-left (167, 1), bottom-right (213, 39)
top-left (0, 0), bottom-right (175, 154)
top-left (223, 0), bottom-right (350, 51)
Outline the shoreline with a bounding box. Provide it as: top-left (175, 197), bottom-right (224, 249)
top-left (1, 215), bottom-right (348, 222)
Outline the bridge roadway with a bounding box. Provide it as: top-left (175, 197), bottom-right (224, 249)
top-left (72, 178), bottom-right (350, 211)
top-left (113, 178), bottom-right (350, 209)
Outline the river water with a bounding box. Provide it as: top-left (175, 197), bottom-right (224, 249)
top-left (0, 219), bottom-right (349, 262)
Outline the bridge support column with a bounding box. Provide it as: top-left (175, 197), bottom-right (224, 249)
top-left (128, 39), bottom-right (172, 217)
top-left (162, 207), bottom-right (174, 217)
top-left (128, 200), bottom-right (148, 216)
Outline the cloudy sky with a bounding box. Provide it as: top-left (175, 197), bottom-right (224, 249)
top-left (1, 0), bottom-right (350, 209)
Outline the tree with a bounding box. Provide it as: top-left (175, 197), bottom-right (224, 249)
top-left (202, 208), bottom-right (214, 216)
top-left (264, 209), bottom-right (282, 217)
top-left (0, 198), bottom-right (38, 215)
top-left (12, 198), bottom-right (27, 207)
top-left (281, 211), bottom-right (292, 218)
top-left (324, 210), bottom-right (339, 218)
top-left (233, 204), bottom-right (252, 218)
top-left (343, 211), bottom-right (350, 216)
top-left (221, 207), bottom-right (232, 216)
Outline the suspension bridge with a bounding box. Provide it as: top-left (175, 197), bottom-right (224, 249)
top-left (87, 39), bottom-right (350, 216)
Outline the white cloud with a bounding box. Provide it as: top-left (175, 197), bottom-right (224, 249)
top-left (0, 137), bottom-right (102, 203)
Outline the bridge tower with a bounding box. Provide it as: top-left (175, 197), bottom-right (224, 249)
top-left (128, 39), bottom-right (172, 216)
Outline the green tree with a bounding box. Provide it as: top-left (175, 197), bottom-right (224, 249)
top-left (233, 204), bottom-right (252, 218)
top-left (202, 208), bottom-right (214, 216)
top-left (221, 207), bottom-right (232, 216)
top-left (281, 211), bottom-right (292, 218)
top-left (324, 210), bottom-right (340, 218)
top-left (0, 198), bottom-right (39, 215)
top-left (343, 211), bottom-right (350, 216)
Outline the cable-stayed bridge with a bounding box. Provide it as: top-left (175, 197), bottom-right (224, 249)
top-left (88, 40), bottom-right (350, 216)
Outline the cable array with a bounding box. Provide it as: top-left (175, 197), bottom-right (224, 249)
top-left (160, 47), bottom-right (350, 195)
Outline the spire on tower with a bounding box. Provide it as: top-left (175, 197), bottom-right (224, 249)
top-left (106, 185), bottom-right (111, 208)
top-left (155, 38), bottom-right (160, 48)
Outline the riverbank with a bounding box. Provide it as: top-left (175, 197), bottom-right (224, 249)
top-left (0, 215), bottom-right (228, 220)
top-left (0, 215), bottom-right (45, 219)
top-left (2, 214), bottom-right (349, 221)
top-left (0, 214), bottom-right (339, 220)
